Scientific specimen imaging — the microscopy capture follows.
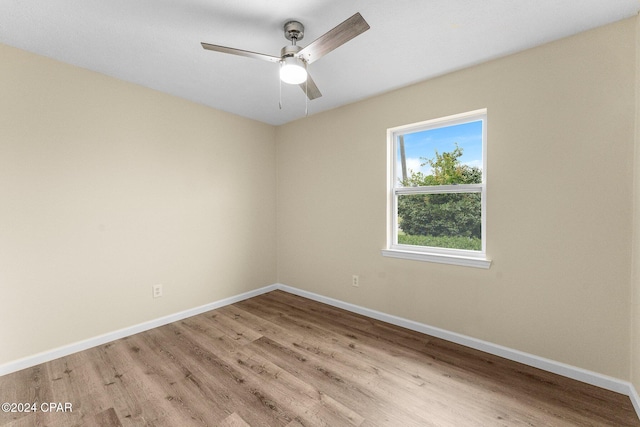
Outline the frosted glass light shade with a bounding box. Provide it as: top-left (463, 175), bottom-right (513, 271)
top-left (280, 57), bottom-right (307, 85)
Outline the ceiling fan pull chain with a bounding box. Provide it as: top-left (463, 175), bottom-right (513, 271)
top-left (305, 72), bottom-right (308, 116)
top-left (279, 67), bottom-right (283, 110)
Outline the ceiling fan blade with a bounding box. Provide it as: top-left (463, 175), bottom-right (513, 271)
top-left (201, 42), bottom-right (280, 63)
top-left (298, 12), bottom-right (370, 64)
top-left (299, 73), bottom-right (322, 100)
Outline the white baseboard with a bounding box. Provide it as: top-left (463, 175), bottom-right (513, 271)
top-left (1, 282), bottom-right (639, 421)
top-left (0, 284), bottom-right (278, 377)
top-left (630, 385), bottom-right (640, 420)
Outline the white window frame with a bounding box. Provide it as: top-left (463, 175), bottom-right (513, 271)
top-left (381, 109), bottom-right (491, 269)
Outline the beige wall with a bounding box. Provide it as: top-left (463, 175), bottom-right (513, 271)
top-left (0, 44), bottom-right (277, 365)
top-left (277, 18), bottom-right (637, 379)
top-left (632, 13), bottom-right (640, 392)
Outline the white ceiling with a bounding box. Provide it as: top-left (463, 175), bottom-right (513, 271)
top-left (1, 0), bottom-right (638, 125)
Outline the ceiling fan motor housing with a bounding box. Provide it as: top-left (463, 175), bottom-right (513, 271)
top-left (281, 44), bottom-right (303, 60)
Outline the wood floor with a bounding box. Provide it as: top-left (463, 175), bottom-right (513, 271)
top-left (1, 290), bottom-right (638, 426)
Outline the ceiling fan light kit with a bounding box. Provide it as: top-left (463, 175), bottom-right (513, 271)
top-left (201, 12), bottom-right (370, 107)
top-left (280, 44), bottom-right (307, 85)
top-left (280, 56), bottom-right (307, 85)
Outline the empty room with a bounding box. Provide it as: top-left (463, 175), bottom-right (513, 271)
top-left (2, 1), bottom-right (640, 425)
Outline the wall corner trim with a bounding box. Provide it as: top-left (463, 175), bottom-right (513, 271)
top-left (630, 384), bottom-right (640, 420)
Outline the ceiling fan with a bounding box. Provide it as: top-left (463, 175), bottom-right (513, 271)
top-left (201, 12), bottom-right (370, 101)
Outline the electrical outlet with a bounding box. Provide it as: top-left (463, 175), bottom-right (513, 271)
top-left (152, 284), bottom-right (163, 298)
top-left (352, 275), bottom-right (359, 287)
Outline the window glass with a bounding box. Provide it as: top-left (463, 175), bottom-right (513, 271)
top-left (397, 193), bottom-right (482, 251)
top-left (396, 121), bottom-right (483, 187)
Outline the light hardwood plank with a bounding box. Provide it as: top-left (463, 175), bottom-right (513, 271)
top-left (218, 412), bottom-right (251, 427)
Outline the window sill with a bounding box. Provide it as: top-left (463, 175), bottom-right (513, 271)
top-left (381, 248), bottom-right (492, 269)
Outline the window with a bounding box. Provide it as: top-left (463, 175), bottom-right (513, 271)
top-left (382, 109), bottom-right (490, 268)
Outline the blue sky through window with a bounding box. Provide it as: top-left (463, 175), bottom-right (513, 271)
top-left (398, 120), bottom-right (483, 178)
